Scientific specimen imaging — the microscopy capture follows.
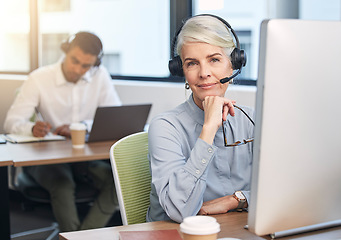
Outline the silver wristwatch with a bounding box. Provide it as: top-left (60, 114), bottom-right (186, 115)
top-left (233, 191), bottom-right (246, 211)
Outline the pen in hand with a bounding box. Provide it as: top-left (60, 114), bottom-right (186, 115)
top-left (32, 108), bottom-right (52, 137)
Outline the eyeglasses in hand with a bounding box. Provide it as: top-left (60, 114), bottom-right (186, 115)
top-left (222, 105), bottom-right (255, 147)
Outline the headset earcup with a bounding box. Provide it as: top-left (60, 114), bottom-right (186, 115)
top-left (168, 56), bottom-right (184, 77)
top-left (231, 48), bottom-right (246, 70)
top-left (94, 59), bottom-right (101, 67)
top-left (60, 41), bottom-right (69, 53)
top-left (94, 50), bottom-right (103, 66)
top-left (94, 57), bottom-right (101, 67)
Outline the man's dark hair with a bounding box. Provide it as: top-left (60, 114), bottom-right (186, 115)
top-left (62, 31), bottom-right (103, 57)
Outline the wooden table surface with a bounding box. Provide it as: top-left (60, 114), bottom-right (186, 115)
top-left (59, 211), bottom-right (341, 240)
top-left (6, 139), bottom-right (116, 167)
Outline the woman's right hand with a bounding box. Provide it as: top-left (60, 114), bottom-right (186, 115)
top-left (199, 96), bottom-right (236, 145)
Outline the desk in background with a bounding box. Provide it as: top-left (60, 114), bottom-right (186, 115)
top-left (0, 139), bottom-right (116, 240)
top-left (0, 144), bottom-right (13, 240)
top-left (0, 144), bottom-right (12, 166)
top-left (59, 212), bottom-right (341, 240)
top-left (8, 139), bottom-right (115, 167)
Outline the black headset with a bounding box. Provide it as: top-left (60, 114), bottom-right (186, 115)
top-left (60, 32), bottom-right (103, 67)
top-left (168, 14), bottom-right (246, 83)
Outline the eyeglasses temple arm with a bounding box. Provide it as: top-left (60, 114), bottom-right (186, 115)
top-left (233, 105), bottom-right (255, 125)
top-left (222, 120), bottom-right (228, 147)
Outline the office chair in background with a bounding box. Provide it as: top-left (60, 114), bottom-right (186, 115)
top-left (10, 165), bottom-right (99, 240)
top-left (110, 131), bottom-right (151, 225)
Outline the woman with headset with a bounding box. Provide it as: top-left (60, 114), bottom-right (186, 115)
top-left (147, 14), bottom-right (255, 223)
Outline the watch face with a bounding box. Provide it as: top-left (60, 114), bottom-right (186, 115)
top-left (235, 191), bottom-right (246, 200)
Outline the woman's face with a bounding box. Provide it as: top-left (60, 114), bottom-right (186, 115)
top-left (181, 42), bottom-right (233, 109)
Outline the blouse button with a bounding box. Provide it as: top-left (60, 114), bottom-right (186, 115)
top-left (195, 170), bottom-right (200, 175)
top-left (208, 148), bottom-right (213, 153)
top-left (202, 159), bottom-right (207, 164)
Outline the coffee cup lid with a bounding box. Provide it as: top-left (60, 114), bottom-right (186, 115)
top-left (180, 216), bottom-right (220, 235)
top-left (70, 122), bottom-right (87, 131)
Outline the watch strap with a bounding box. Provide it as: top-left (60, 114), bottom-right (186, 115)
top-left (233, 191), bottom-right (246, 211)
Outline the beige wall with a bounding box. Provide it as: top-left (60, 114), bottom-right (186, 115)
top-left (0, 76), bottom-right (256, 134)
top-left (0, 75), bottom-right (27, 134)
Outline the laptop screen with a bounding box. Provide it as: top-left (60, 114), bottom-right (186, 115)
top-left (87, 104), bottom-right (151, 142)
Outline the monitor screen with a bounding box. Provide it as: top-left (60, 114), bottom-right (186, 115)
top-left (248, 19), bottom-right (341, 238)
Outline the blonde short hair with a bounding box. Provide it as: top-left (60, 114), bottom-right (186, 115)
top-left (175, 15), bottom-right (236, 59)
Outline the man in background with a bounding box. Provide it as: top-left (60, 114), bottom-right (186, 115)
top-left (4, 32), bottom-right (121, 231)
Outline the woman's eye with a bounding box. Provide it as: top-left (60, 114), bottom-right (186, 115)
top-left (186, 62), bottom-right (197, 68)
top-left (211, 58), bottom-right (220, 63)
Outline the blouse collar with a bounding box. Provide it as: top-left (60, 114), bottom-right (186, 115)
top-left (185, 94), bottom-right (205, 126)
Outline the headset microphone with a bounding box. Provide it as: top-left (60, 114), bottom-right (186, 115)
top-left (220, 68), bottom-right (242, 84)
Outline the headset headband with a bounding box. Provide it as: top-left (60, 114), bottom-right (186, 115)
top-left (171, 14), bottom-right (240, 59)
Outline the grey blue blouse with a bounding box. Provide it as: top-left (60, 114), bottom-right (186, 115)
top-left (147, 95), bottom-right (254, 223)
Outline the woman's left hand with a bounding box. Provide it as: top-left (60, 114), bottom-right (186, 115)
top-left (197, 195), bottom-right (239, 215)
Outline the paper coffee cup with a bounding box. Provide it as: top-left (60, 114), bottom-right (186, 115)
top-left (180, 216), bottom-right (220, 240)
top-left (69, 123), bottom-right (87, 148)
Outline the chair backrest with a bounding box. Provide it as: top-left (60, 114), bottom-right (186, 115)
top-left (110, 131), bottom-right (151, 225)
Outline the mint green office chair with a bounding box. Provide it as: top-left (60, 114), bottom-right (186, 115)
top-left (110, 131), bottom-right (151, 225)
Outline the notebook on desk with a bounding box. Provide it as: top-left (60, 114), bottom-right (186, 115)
top-left (2, 133), bottom-right (65, 143)
top-left (86, 104), bottom-right (152, 142)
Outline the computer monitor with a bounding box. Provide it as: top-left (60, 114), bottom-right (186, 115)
top-left (248, 19), bottom-right (341, 238)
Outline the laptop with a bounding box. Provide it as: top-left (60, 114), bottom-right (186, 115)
top-left (86, 104), bottom-right (152, 142)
